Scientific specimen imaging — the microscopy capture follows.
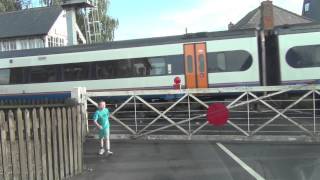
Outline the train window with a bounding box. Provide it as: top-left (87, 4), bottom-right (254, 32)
top-left (29, 66), bottom-right (58, 83)
top-left (0, 69), bottom-right (10, 85)
top-left (286, 45), bottom-right (320, 68)
top-left (166, 55), bottom-right (184, 75)
top-left (207, 50), bottom-right (253, 73)
top-left (149, 57), bottom-right (166, 75)
top-left (63, 63), bottom-right (90, 81)
top-left (96, 61), bottom-right (116, 79)
top-left (199, 54), bottom-right (205, 73)
top-left (187, 55), bottom-right (193, 73)
top-left (10, 68), bottom-right (24, 84)
top-left (116, 60), bottom-right (132, 78)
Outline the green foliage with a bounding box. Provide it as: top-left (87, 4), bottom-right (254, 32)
top-left (42, 0), bottom-right (119, 42)
top-left (0, 0), bottom-right (22, 13)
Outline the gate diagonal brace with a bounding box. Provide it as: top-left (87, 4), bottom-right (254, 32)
top-left (249, 92), bottom-right (313, 135)
top-left (189, 93), bottom-right (249, 136)
top-left (137, 94), bottom-right (188, 134)
top-left (87, 97), bottom-right (136, 135)
top-left (134, 95), bottom-right (190, 135)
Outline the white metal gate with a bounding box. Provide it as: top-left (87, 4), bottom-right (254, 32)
top-left (72, 85), bottom-right (320, 142)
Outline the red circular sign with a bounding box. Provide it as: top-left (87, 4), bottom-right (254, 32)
top-left (207, 103), bottom-right (229, 126)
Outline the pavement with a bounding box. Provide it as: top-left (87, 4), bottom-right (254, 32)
top-left (71, 140), bottom-right (320, 180)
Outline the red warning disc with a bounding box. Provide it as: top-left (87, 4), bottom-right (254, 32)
top-left (207, 103), bottom-right (229, 126)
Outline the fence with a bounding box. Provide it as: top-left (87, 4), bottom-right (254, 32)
top-left (0, 105), bottom-right (86, 180)
top-left (77, 85), bottom-right (320, 142)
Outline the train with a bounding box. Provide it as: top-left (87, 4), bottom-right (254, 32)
top-left (0, 23), bottom-right (320, 100)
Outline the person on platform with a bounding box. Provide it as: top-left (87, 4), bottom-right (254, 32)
top-left (93, 101), bottom-right (113, 155)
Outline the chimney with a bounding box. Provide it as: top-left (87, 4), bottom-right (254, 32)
top-left (228, 22), bottom-right (234, 30)
top-left (260, 0), bottom-right (274, 30)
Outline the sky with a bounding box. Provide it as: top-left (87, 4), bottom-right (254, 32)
top-left (31, 0), bottom-right (305, 40)
top-left (108, 0), bottom-right (305, 40)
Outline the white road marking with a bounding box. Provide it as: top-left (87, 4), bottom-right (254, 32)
top-left (217, 143), bottom-right (266, 180)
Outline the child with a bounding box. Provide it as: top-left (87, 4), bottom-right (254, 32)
top-left (93, 101), bottom-right (113, 155)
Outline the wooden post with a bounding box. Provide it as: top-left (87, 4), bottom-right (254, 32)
top-left (62, 108), bottom-right (70, 177)
top-left (45, 109), bottom-right (53, 180)
top-left (77, 106), bottom-right (83, 172)
top-left (0, 112), bottom-right (3, 180)
top-left (57, 108), bottom-right (65, 179)
top-left (0, 111), bottom-right (10, 180)
top-left (32, 109), bottom-right (42, 180)
top-left (67, 108), bottom-right (74, 176)
top-left (72, 107), bottom-right (78, 174)
top-left (51, 108), bottom-right (60, 180)
top-left (39, 108), bottom-right (48, 180)
top-left (8, 110), bottom-right (21, 180)
top-left (16, 109), bottom-right (27, 180)
top-left (24, 110), bottom-right (34, 180)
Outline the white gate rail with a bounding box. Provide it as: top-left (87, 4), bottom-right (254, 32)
top-left (73, 85), bottom-right (320, 142)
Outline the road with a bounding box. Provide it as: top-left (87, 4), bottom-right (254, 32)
top-left (72, 140), bottom-right (320, 180)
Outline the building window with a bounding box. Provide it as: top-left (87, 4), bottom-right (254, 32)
top-left (0, 69), bottom-right (10, 85)
top-left (286, 45), bottom-right (320, 68)
top-left (305, 2), bottom-right (310, 12)
top-left (207, 50), bottom-right (253, 73)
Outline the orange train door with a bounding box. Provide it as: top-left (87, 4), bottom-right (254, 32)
top-left (183, 43), bottom-right (208, 89)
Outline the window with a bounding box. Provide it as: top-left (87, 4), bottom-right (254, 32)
top-left (21, 40), bottom-right (29, 50)
top-left (3, 54), bottom-right (184, 84)
top-left (29, 66), bottom-right (58, 83)
top-left (207, 50), bottom-right (253, 73)
top-left (305, 2), bottom-right (310, 12)
top-left (217, 53), bottom-right (226, 71)
top-left (116, 60), bottom-right (133, 78)
top-left (96, 61), bottom-right (116, 79)
top-left (149, 57), bottom-right (166, 75)
top-left (286, 45), bottom-right (320, 68)
top-left (199, 54), bottom-right (205, 72)
top-left (10, 68), bottom-right (24, 84)
top-left (187, 55), bottom-right (193, 73)
top-left (0, 69), bottom-right (10, 85)
top-left (9, 41), bottom-right (16, 50)
top-left (63, 63), bottom-right (90, 81)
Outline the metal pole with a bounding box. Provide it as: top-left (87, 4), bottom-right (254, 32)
top-left (134, 95), bottom-right (138, 133)
top-left (260, 30), bottom-right (267, 86)
top-left (313, 90), bottom-right (316, 133)
top-left (247, 92), bottom-right (250, 133)
top-left (188, 95), bottom-right (191, 134)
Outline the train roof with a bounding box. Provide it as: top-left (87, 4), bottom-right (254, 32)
top-left (0, 28), bottom-right (257, 59)
top-left (275, 23), bottom-right (320, 35)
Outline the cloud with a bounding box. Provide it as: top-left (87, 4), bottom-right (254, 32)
top-left (115, 0), bottom-right (304, 40)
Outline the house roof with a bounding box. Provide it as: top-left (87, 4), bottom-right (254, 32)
top-left (231, 5), bottom-right (313, 30)
top-left (0, 6), bottom-right (63, 39)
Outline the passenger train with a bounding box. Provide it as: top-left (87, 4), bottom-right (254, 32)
top-left (0, 23), bottom-right (319, 100)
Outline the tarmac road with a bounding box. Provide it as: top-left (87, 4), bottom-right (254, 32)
top-left (71, 140), bottom-right (320, 180)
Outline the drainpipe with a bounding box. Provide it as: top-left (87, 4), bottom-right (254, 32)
top-left (260, 0), bottom-right (274, 86)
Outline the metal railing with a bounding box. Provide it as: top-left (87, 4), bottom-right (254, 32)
top-left (73, 85), bottom-right (320, 142)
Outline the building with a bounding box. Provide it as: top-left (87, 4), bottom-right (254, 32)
top-left (0, 6), bottom-right (85, 52)
top-left (303, 0), bottom-right (320, 22)
top-left (229, 1), bottom-right (313, 30)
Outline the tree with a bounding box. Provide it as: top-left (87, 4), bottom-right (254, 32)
top-left (0, 0), bottom-right (31, 13)
top-left (0, 0), bottom-right (21, 13)
top-left (40, 0), bottom-right (118, 42)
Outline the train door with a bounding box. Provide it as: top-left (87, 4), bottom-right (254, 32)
top-left (183, 43), bottom-right (208, 89)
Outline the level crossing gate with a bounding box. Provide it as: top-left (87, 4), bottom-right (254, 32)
top-left (73, 85), bottom-right (320, 142)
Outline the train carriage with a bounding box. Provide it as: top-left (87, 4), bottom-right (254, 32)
top-left (0, 28), bottom-right (260, 100)
top-left (277, 23), bottom-right (320, 85)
